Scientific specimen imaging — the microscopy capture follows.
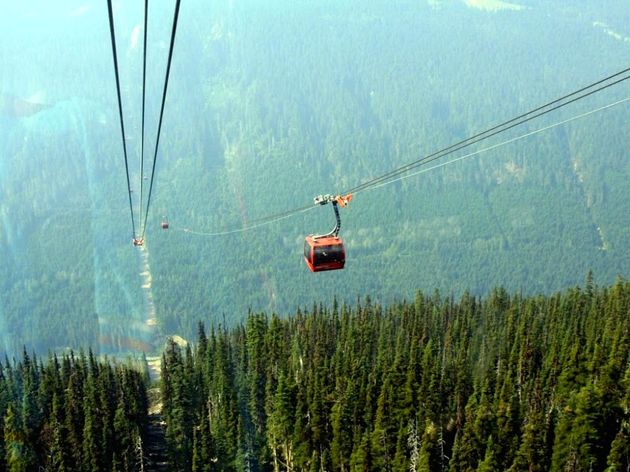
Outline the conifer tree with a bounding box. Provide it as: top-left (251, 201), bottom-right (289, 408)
top-left (4, 404), bottom-right (36, 472)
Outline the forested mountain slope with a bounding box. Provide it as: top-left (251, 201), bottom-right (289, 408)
top-left (1, 0), bottom-right (629, 354)
top-left (0, 280), bottom-right (628, 470)
top-left (161, 278), bottom-right (630, 471)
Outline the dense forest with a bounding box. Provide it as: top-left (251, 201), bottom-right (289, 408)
top-left (0, 350), bottom-right (148, 471)
top-left (1, 0), bottom-right (630, 355)
top-left (0, 279), bottom-right (627, 470)
top-left (161, 276), bottom-right (630, 471)
top-left (2, 2), bottom-right (629, 469)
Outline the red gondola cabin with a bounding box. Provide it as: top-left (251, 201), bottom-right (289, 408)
top-left (304, 235), bottom-right (345, 272)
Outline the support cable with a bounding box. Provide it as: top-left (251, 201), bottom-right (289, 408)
top-left (347, 67), bottom-right (630, 195)
top-left (361, 96), bottom-right (630, 194)
top-left (175, 94), bottom-right (629, 237)
top-left (141, 0), bottom-right (182, 239)
top-left (139, 0), bottom-right (149, 232)
top-left (106, 0), bottom-right (136, 239)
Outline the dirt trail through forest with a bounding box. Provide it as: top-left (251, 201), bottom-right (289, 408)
top-left (138, 245), bottom-right (162, 381)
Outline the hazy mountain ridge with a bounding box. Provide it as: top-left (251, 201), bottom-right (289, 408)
top-left (1, 0), bottom-right (629, 354)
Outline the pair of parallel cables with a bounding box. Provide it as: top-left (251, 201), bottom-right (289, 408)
top-left (180, 66), bottom-right (630, 237)
top-left (106, 0), bottom-right (181, 243)
top-left (106, 3), bottom-right (629, 238)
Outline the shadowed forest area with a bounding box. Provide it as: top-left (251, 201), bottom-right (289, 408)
top-left (0, 278), bottom-right (628, 470)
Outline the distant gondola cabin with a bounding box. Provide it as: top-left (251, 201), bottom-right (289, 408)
top-left (304, 236), bottom-right (345, 272)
